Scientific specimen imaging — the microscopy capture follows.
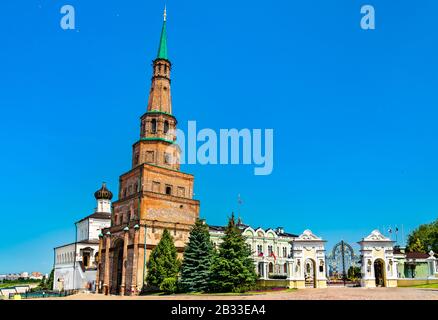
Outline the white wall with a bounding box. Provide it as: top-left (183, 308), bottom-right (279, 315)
top-left (76, 220), bottom-right (89, 242)
top-left (88, 218), bottom-right (110, 240)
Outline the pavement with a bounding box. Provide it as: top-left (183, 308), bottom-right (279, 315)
top-left (38, 287), bottom-right (438, 300)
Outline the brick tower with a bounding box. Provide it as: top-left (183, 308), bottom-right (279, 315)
top-left (97, 8), bottom-right (200, 296)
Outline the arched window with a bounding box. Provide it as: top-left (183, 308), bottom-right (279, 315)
top-left (257, 245), bottom-right (263, 256)
top-left (269, 262), bottom-right (274, 273)
top-left (165, 186), bottom-right (172, 195)
top-left (151, 119), bottom-right (157, 133)
top-left (164, 120), bottom-right (169, 134)
top-left (284, 263), bottom-right (288, 274)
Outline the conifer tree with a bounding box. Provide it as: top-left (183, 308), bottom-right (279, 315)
top-left (208, 214), bottom-right (258, 293)
top-left (180, 219), bottom-right (214, 292)
top-left (146, 229), bottom-right (180, 288)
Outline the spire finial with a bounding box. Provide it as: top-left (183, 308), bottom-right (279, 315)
top-left (157, 7), bottom-right (168, 60)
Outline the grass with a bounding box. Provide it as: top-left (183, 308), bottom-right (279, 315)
top-left (0, 280), bottom-right (41, 289)
top-left (409, 283), bottom-right (438, 289)
top-left (141, 287), bottom-right (296, 296)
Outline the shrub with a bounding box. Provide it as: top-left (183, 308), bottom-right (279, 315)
top-left (160, 277), bottom-right (177, 294)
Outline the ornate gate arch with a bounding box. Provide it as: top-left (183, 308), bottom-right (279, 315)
top-left (327, 240), bottom-right (359, 286)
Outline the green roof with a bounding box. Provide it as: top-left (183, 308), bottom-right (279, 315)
top-left (157, 19), bottom-right (168, 60)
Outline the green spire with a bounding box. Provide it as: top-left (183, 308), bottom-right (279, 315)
top-left (156, 7), bottom-right (168, 60)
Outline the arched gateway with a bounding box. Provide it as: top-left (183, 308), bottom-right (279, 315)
top-left (358, 230), bottom-right (397, 288)
top-left (110, 239), bottom-right (124, 294)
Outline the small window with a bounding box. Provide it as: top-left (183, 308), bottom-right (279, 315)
top-left (146, 151), bottom-right (154, 163)
top-left (177, 187), bottom-right (185, 197)
top-left (164, 153), bottom-right (171, 164)
top-left (134, 153), bottom-right (139, 165)
top-left (165, 185), bottom-right (172, 195)
top-left (164, 120), bottom-right (169, 134)
top-left (268, 245), bottom-right (273, 256)
top-left (152, 181), bottom-right (160, 193)
top-left (151, 119), bottom-right (157, 133)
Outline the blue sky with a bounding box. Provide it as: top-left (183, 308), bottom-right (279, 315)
top-left (0, 0), bottom-right (437, 274)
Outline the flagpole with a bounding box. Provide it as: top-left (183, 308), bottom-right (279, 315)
top-left (401, 224), bottom-right (405, 247)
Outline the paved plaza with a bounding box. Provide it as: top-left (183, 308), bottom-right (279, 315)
top-left (40, 287), bottom-right (438, 300)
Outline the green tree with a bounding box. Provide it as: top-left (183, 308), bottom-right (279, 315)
top-left (180, 219), bottom-right (214, 292)
top-left (46, 268), bottom-right (54, 290)
top-left (146, 229), bottom-right (180, 288)
top-left (208, 213), bottom-right (258, 293)
top-left (37, 269), bottom-right (54, 291)
top-left (407, 219), bottom-right (438, 253)
top-left (408, 238), bottom-right (425, 253)
top-left (160, 277), bottom-right (177, 294)
top-left (347, 266), bottom-right (361, 280)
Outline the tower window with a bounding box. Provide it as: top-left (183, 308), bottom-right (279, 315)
top-left (151, 119), bottom-right (157, 133)
top-left (165, 185), bottom-right (172, 195)
top-left (146, 151), bottom-right (154, 163)
top-left (164, 120), bottom-right (169, 134)
top-left (152, 181), bottom-right (160, 193)
top-left (164, 153), bottom-right (171, 164)
top-left (177, 187), bottom-right (185, 197)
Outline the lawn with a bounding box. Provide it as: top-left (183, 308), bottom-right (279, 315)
top-left (0, 281), bottom-right (39, 289)
top-left (410, 283), bottom-right (438, 289)
top-left (142, 288), bottom-right (296, 296)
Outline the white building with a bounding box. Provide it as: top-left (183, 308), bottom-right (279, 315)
top-left (358, 230), bottom-right (398, 288)
top-left (209, 220), bottom-right (328, 288)
top-left (53, 183), bottom-right (112, 291)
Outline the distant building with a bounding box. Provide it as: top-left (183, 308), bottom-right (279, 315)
top-left (393, 247), bottom-right (438, 279)
top-left (5, 274), bottom-right (20, 281)
top-left (29, 272), bottom-right (43, 280)
top-left (209, 220), bottom-right (328, 289)
top-left (53, 183), bottom-right (112, 291)
top-left (20, 272), bottom-right (29, 279)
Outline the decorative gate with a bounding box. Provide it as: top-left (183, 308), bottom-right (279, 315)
top-left (304, 259), bottom-right (316, 288)
top-left (326, 240), bottom-right (360, 286)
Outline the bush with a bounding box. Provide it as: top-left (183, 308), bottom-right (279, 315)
top-left (268, 274), bottom-right (287, 280)
top-left (160, 277), bottom-right (177, 294)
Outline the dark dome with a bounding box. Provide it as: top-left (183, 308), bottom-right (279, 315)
top-left (94, 182), bottom-right (113, 200)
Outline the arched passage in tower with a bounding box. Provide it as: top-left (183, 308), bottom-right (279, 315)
top-left (110, 239), bottom-right (124, 295)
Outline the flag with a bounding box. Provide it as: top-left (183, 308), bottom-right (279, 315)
top-left (258, 252), bottom-right (264, 257)
top-left (270, 252), bottom-right (276, 262)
